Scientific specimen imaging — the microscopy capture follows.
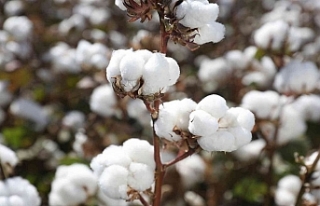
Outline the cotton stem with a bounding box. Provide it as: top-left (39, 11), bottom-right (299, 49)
top-left (295, 147), bottom-right (320, 206)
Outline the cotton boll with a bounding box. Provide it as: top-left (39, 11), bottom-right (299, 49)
top-left (232, 139), bottom-right (266, 162)
top-left (196, 94), bottom-right (229, 119)
top-left (198, 130), bottom-right (236, 152)
top-left (62, 110), bottom-right (85, 131)
top-left (99, 165), bottom-right (129, 200)
top-left (0, 144), bottom-right (18, 168)
top-left (89, 84), bottom-right (117, 117)
top-left (288, 27), bottom-right (314, 52)
top-left (10, 98), bottom-right (49, 130)
top-left (275, 175), bottom-right (301, 206)
top-left (226, 107), bottom-right (255, 131)
top-left (115, 0), bottom-right (127, 10)
top-left (49, 164), bottom-right (98, 206)
top-left (254, 20), bottom-right (289, 50)
top-left (176, 98), bottom-right (197, 130)
top-left (142, 53), bottom-right (170, 94)
top-left (122, 138), bottom-right (155, 170)
top-left (188, 110), bottom-right (218, 136)
top-left (97, 189), bottom-right (128, 206)
top-left (176, 154), bottom-right (206, 188)
top-left (127, 162), bottom-right (154, 191)
top-left (3, 16), bottom-right (33, 41)
top-left (274, 60), bottom-right (320, 94)
top-left (291, 94), bottom-right (320, 122)
top-left (225, 50), bottom-right (250, 70)
top-left (0, 177), bottom-right (41, 206)
top-left (241, 90), bottom-right (283, 120)
top-left (194, 22), bottom-right (225, 45)
top-left (106, 49), bottom-right (133, 83)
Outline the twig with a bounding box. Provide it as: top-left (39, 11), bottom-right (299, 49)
top-left (139, 193), bottom-right (151, 206)
top-left (295, 148), bottom-right (320, 206)
top-left (163, 145), bottom-right (199, 168)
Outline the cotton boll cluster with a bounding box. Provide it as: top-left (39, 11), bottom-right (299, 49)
top-left (49, 163), bottom-right (98, 206)
top-left (73, 1), bottom-right (110, 26)
top-left (154, 98), bottom-right (197, 142)
top-left (76, 40), bottom-right (110, 70)
top-left (176, 154), bottom-right (206, 188)
top-left (106, 49), bottom-right (180, 97)
top-left (45, 42), bottom-right (80, 73)
top-left (9, 98), bottom-right (49, 131)
top-left (274, 175), bottom-right (301, 206)
top-left (173, 0), bottom-right (225, 45)
top-left (90, 138), bottom-right (155, 201)
top-left (89, 84), bottom-right (118, 118)
top-left (0, 176), bottom-right (41, 206)
top-left (274, 60), bottom-right (320, 95)
top-left (193, 95), bottom-right (255, 152)
top-left (254, 20), bottom-right (314, 52)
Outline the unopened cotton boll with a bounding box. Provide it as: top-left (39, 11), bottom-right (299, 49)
top-left (10, 98), bottom-right (49, 130)
top-left (0, 177), bottom-right (41, 206)
top-left (49, 164), bottom-right (98, 206)
top-left (89, 84), bottom-right (117, 117)
top-left (274, 60), bottom-right (320, 95)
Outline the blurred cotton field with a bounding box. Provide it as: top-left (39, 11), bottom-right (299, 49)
top-left (0, 0), bottom-right (320, 206)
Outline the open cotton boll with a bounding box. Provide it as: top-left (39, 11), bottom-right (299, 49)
top-left (226, 107), bottom-right (255, 131)
top-left (99, 165), bottom-right (129, 200)
top-left (97, 190), bottom-right (128, 206)
top-left (62, 110), bottom-right (85, 131)
top-left (120, 52), bottom-right (145, 81)
top-left (198, 130), bottom-right (236, 152)
top-left (254, 20), bottom-right (289, 50)
top-left (89, 84), bottom-right (117, 117)
top-left (196, 94), bottom-right (229, 119)
top-left (241, 90), bottom-right (283, 120)
top-left (127, 162), bottom-right (154, 191)
top-left (0, 177), bottom-right (41, 206)
top-left (291, 94), bottom-right (320, 122)
top-left (228, 127), bottom-right (252, 148)
top-left (3, 16), bottom-right (33, 41)
top-left (194, 22), bottom-right (225, 45)
top-left (225, 50), bottom-right (250, 70)
top-left (0, 144), bottom-right (18, 168)
top-left (274, 60), bottom-right (320, 94)
top-left (176, 98), bottom-right (197, 130)
top-left (142, 53), bottom-right (170, 94)
top-left (122, 138), bottom-right (155, 169)
top-left (49, 164), bottom-right (98, 206)
top-left (188, 110), bottom-right (218, 137)
top-left (106, 49), bottom-right (133, 83)
top-left (288, 27), bottom-right (314, 52)
top-left (275, 175), bottom-right (301, 206)
top-left (10, 98), bottom-right (49, 130)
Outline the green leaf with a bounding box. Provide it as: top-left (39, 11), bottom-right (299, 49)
top-left (233, 177), bottom-right (267, 203)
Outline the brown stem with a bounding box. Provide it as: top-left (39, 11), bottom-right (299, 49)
top-left (139, 193), bottom-right (151, 206)
top-left (295, 148), bottom-right (320, 206)
top-left (163, 145), bottom-right (199, 168)
top-left (151, 99), bottom-right (165, 206)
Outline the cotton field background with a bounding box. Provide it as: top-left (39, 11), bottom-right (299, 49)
top-left (1, 0), bottom-right (320, 206)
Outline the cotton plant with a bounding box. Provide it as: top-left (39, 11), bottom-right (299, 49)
top-left (92, 0), bottom-right (256, 205)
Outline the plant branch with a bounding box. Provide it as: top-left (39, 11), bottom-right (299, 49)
top-left (295, 148), bottom-right (320, 206)
top-left (163, 145), bottom-right (199, 168)
top-left (139, 193), bottom-right (151, 206)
